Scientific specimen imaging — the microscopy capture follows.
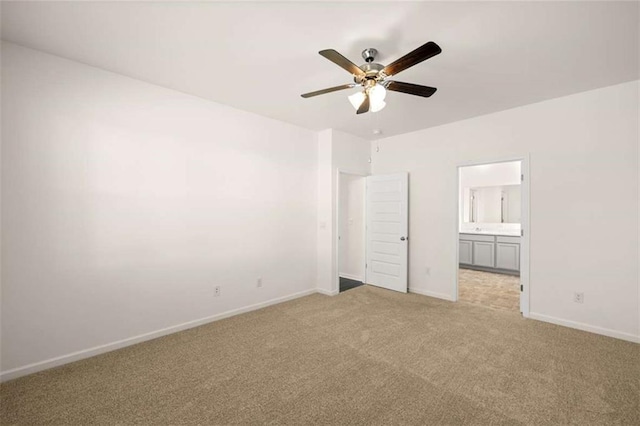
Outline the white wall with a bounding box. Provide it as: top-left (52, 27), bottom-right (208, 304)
top-left (372, 80), bottom-right (640, 342)
top-left (460, 161), bottom-right (521, 188)
top-left (0, 43), bottom-right (319, 378)
top-left (316, 130), bottom-right (333, 294)
top-left (316, 129), bottom-right (369, 295)
top-left (338, 174), bottom-right (365, 282)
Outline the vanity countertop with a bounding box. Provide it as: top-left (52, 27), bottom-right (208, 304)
top-left (460, 230), bottom-right (521, 237)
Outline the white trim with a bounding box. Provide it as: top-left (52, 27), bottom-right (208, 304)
top-left (528, 312), bottom-right (640, 344)
top-left (455, 156), bottom-right (531, 315)
top-left (409, 287), bottom-right (456, 302)
top-left (520, 156), bottom-right (531, 317)
top-left (316, 288), bottom-right (339, 296)
top-left (0, 288), bottom-right (317, 382)
top-left (338, 273), bottom-right (363, 282)
top-left (456, 155), bottom-right (526, 169)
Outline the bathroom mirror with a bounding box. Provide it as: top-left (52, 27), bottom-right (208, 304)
top-left (462, 184), bottom-right (521, 224)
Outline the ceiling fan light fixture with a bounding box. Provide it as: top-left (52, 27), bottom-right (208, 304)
top-left (371, 99), bottom-right (386, 113)
top-left (368, 84), bottom-right (387, 112)
top-left (369, 84), bottom-right (386, 103)
top-left (348, 91), bottom-right (366, 110)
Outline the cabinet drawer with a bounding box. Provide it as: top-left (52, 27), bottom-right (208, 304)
top-left (496, 236), bottom-right (520, 244)
top-left (459, 233), bottom-right (495, 242)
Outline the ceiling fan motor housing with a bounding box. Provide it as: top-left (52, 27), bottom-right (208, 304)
top-left (355, 62), bottom-right (384, 83)
top-left (353, 48), bottom-right (385, 84)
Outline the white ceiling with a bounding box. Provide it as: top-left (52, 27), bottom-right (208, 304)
top-left (2, 1), bottom-right (638, 140)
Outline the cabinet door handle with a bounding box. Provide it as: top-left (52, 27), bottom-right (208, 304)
top-left (400, 236), bottom-right (406, 241)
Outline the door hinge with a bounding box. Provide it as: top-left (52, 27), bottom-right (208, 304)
top-left (520, 284), bottom-right (523, 292)
top-left (521, 174), bottom-right (524, 182)
top-left (521, 229), bottom-right (524, 237)
top-left (365, 263), bottom-right (368, 268)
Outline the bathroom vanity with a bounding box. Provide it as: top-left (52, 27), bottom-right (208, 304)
top-left (458, 165), bottom-right (522, 276)
top-left (459, 232), bottom-right (520, 275)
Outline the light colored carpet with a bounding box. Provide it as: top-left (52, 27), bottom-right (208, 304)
top-left (1, 285), bottom-right (638, 425)
top-left (458, 268), bottom-right (520, 312)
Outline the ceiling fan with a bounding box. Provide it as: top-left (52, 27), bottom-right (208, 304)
top-left (301, 41), bottom-right (441, 114)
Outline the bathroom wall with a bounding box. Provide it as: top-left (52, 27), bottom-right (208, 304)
top-left (459, 161), bottom-right (522, 234)
top-left (338, 174), bottom-right (365, 282)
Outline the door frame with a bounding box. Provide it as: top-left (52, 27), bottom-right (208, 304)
top-left (335, 169), bottom-right (368, 293)
top-left (455, 156), bottom-right (530, 317)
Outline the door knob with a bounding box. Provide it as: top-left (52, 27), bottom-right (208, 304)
top-left (400, 236), bottom-right (406, 241)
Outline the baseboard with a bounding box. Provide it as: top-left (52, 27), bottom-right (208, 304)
top-left (338, 273), bottom-right (363, 282)
top-left (460, 264), bottom-right (520, 277)
top-left (528, 312), bottom-right (639, 344)
top-left (0, 288), bottom-right (317, 383)
top-left (316, 288), bottom-right (339, 296)
top-left (409, 287), bottom-right (456, 302)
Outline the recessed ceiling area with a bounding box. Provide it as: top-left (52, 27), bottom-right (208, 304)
top-left (1, 1), bottom-right (638, 140)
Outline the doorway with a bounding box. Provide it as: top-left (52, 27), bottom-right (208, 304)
top-left (336, 171), bottom-right (410, 294)
top-left (456, 159), bottom-right (529, 315)
top-left (338, 172), bottom-right (366, 293)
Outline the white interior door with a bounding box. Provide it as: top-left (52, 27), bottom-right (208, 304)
top-left (365, 173), bottom-right (409, 293)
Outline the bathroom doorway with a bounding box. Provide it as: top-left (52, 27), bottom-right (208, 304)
top-left (456, 159), bottom-right (530, 315)
top-left (337, 172), bottom-right (366, 293)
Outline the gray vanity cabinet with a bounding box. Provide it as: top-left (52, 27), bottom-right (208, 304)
top-left (473, 242), bottom-right (495, 267)
top-left (495, 243), bottom-right (520, 271)
top-left (459, 240), bottom-right (473, 265)
top-left (459, 233), bottom-right (520, 275)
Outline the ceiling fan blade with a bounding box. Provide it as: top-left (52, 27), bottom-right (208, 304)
top-left (382, 41), bottom-right (441, 77)
top-left (301, 84), bottom-right (355, 98)
top-left (356, 93), bottom-right (370, 114)
top-left (319, 49), bottom-right (366, 78)
top-left (386, 81), bottom-right (437, 97)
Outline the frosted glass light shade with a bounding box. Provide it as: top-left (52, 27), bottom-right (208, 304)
top-left (348, 85), bottom-right (387, 112)
top-left (370, 84), bottom-right (387, 112)
top-left (348, 91), bottom-right (366, 110)
top-left (371, 100), bottom-right (386, 113)
top-left (368, 84), bottom-right (386, 103)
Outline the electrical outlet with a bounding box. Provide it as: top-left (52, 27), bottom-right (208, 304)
top-left (573, 292), bottom-right (584, 304)
top-left (214, 286), bottom-right (221, 297)
top-left (257, 277), bottom-right (263, 288)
